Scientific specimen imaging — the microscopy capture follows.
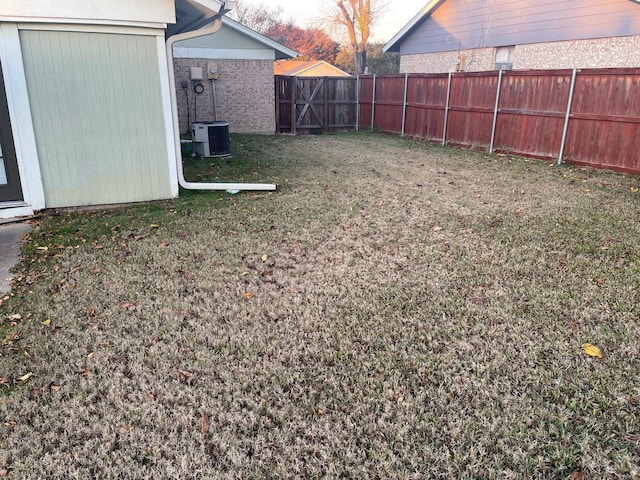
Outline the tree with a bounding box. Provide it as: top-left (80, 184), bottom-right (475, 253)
top-left (228, 2), bottom-right (284, 34)
top-left (267, 23), bottom-right (339, 63)
top-left (335, 42), bottom-right (399, 74)
top-left (230, 2), bottom-right (339, 63)
top-left (323, 0), bottom-right (389, 74)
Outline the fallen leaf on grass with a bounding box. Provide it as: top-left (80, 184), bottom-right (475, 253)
top-left (242, 291), bottom-right (254, 299)
top-left (200, 413), bottom-right (210, 434)
top-left (567, 321), bottom-right (578, 332)
top-left (0, 376), bottom-right (10, 385)
top-left (158, 242), bottom-right (170, 249)
top-left (18, 372), bottom-right (32, 382)
top-left (41, 319), bottom-right (51, 326)
top-left (261, 254), bottom-right (268, 262)
top-left (568, 471), bottom-right (589, 480)
top-left (581, 343), bottom-right (603, 358)
top-left (178, 369), bottom-right (193, 379)
top-left (149, 224), bottom-right (160, 229)
top-left (433, 226), bottom-right (444, 232)
top-left (35, 246), bottom-right (48, 252)
top-left (5, 314), bottom-right (21, 321)
top-left (119, 302), bottom-right (136, 311)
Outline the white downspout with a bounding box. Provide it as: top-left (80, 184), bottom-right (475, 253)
top-left (166, 19), bottom-right (276, 191)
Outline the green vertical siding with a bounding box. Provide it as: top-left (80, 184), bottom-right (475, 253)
top-left (19, 30), bottom-right (171, 207)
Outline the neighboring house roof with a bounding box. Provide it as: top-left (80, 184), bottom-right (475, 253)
top-left (274, 60), bottom-right (351, 77)
top-left (220, 17), bottom-right (299, 59)
top-left (383, 0), bottom-right (445, 53)
top-left (384, 0), bottom-right (640, 54)
top-left (174, 16), bottom-right (298, 59)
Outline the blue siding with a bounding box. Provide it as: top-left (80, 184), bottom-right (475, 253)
top-left (399, 0), bottom-right (640, 54)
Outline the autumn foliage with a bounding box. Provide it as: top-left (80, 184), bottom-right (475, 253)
top-left (266, 24), bottom-right (339, 63)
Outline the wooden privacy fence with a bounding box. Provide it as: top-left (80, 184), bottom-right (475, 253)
top-left (276, 69), bottom-right (640, 174)
top-left (359, 69), bottom-right (640, 174)
top-left (275, 76), bottom-right (358, 135)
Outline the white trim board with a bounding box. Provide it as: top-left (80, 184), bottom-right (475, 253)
top-left (156, 35), bottom-right (180, 198)
top-left (17, 22), bottom-right (166, 36)
top-left (0, 205), bottom-right (33, 220)
top-left (173, 46), bottom-right (276, 60)
top-left (0, 23), bottom-right (45, 212)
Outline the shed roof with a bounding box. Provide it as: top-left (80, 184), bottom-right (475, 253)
top-left (274, 60), bottom-right (351, 77)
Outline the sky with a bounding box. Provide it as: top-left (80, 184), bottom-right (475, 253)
top-left (237, 0), bottom-right (428, 43)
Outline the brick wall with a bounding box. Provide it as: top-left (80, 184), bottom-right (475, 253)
top-left (514, 36), bottom-right (640, 70)
top-left (400, 48), bottom-right (495, 74)
top-left (400, 35), bottom-right (640, 73)
top-left (174, 58), bottom-right (275, 135)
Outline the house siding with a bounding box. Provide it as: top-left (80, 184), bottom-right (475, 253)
top-left (20, 29), bottom-right (171, 208)
top-left (400, 35), bottom-right (640, 73)
top-left (399, 0), bottom-right (640, 55)
top-left (174, 58), bottom-right (275, 135)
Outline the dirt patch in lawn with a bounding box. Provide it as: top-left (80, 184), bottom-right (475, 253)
top-left (1, 132), bottom-right (639, 478)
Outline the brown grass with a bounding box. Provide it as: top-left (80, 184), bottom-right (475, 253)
top-left (1, 132), bottom-right (639, 479)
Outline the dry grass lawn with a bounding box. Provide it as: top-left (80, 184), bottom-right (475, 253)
top-left (1, 132), bottom-right (639, 479)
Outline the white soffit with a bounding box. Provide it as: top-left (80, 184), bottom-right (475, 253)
top-left (168, 0), bottom-right (225, 36)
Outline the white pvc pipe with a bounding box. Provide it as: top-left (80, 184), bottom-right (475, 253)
top-left (489, 69), bottom-right (503, 154)
top-left (166, 19), bottom-right (276, 191)
top-left (401, 72), bottom-right (408, 137)
top-left (558, 68), bottom-right (578, 166)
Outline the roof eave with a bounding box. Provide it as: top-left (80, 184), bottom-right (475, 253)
top-left (383, 0), bottom-right (446, 53)
top-left (221, 16), bottom-right (299, 58)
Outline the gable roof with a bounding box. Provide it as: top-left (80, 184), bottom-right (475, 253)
top-left (383, 0), bottom-right (640, 54)
top-left (274, 60), bottom-right (351, 77)
top-left (383, 0), bottom-right (445, 53)
top-left (220, 17), bottom-right (299, 59)
top-left (173, 16), bottom-right (298, 59)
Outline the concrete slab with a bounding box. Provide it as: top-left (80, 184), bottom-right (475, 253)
top-left (0, 222), bottom-right (31, 294)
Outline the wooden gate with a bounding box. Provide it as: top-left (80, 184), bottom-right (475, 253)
top-left (275, 75), bottom-right (358, 134)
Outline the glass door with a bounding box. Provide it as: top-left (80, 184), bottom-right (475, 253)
top-left (0, 59), bottom-right (23, 203)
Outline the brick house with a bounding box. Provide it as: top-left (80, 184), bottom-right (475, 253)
top-left (173, 17), bottom-right (297, 135)
top-left (383, 0), bottom-right (640, 73)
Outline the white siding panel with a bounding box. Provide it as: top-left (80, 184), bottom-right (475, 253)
top-left (19, 30), bottom-right (171, 207)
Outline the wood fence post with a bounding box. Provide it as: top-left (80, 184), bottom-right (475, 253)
top-left (356, 75), bottom-right (360, 131)
top-left (371, 74), bottom-right (377, 132)
top-left (323, 78), bottom-right (328, 133)
top-left (442, 72), bottom-right (452, 146)
top-left (401, 73), bottom-right (409, 137)
top-left (489, 69), bottom-right (504, 154)
top-left (558, 68), bottom-right (578, 165)
top-left (291, 76), bottom-right (297, 135)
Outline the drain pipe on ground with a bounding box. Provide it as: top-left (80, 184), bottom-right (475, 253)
top-left (166, 19), bottom-right (276, 192)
